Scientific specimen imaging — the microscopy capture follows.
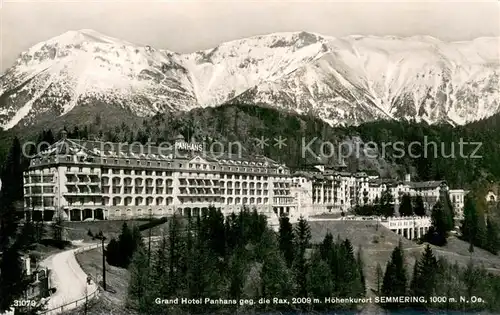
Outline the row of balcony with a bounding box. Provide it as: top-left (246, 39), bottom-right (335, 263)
top-left (220, 182), bottom-right (269, 189)
top-left (106, 196), bottom-right (174, 207)
top-left (103, 179), bottom-right (174, 186)
top-left (104, 188), bottom-right (174, 195)
top-left (65, 190), bottom-right (101, 195)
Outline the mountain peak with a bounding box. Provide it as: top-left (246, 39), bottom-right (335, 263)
top-left (1, 30), bottom-right (499, 130)
top-left (48, 29), bottom-right (133, 47)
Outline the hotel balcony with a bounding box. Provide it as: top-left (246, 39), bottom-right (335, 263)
top-left (25, 181), bottom-right (55, 187)
top-left (63, 189), bottom-right (101, 196)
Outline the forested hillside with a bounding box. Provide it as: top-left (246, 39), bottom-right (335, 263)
top-left (1, 103), bottom-right (500, 191)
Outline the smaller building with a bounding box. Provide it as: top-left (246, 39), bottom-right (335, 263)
top-left (20, 255), bottom-right (51, 301)
top-left (380, 216), bottom-right (431, 240)
top-left (486, 190), bottom-right (497, 203)
top-left (448, 189), bottom-right (468, 221)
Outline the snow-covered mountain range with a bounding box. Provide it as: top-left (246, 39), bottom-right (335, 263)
top-left (1, 29), bottom-right (499, 129)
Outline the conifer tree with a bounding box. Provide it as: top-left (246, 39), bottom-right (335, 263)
top-left (167, 215), bottom-right (184, 296)
top-left (380, 188), bottom-right (395, 217)
top-left (0, 137), bottom-right (31, 312)
top-left (228, 247), bottom-right (247, 302)
top-left (202, 206), bottom-right (226, 258)
top-left (52, 210), bottom-right (65, 243)
top-left (475, 210), bottom-right (487, 248)
top-left (256, 228), bottom-right (277, 262)
top-left (278, 215), bottom-right (295, 268)
top-left (128, 247), bottom-right (153, 313)
top-left (186, 220), bottom-right (221, 314)
top-left (429, 201), bottom-right (447, 246)
top-left (399, 194), bottom-right (413, 217)
top-left (486, 217), bottom-right (499, 255)
top-left (463, 257), bottom-right (480, 300)
top-left (357, 245), bottom-right (366, 295)
top-left (105, 238), bottom-right (121, 266)
top-left (337, 239), bottom-right (363, 297)
top-left (152, 235), bottom-right (168, 297)
top-left (132, 225), bottom-right (144, 251)
top-left (0, 138), bottom-right (23, 252)
top-left (1, 137), bottom-right (23, 203)
top-left (382, 241), bottom-right (407, 307)
top-left (319, 232), bottom-right (334, 263)
top-left (117, 222), bottom-right (134, 267)
top-left (410, 244), bottom-right (438, 302)
top-left (261, 248), bottom-right (295, 310)
top-left (440, 191), bottom-right (455, 232)
top-left (293, 216), bottom-right (311, 297)
top-left (225, 212), bottom-right (239, 252)
top-left (306, 250), bottom-right (333, 303)
top-left (414, 195), bottom-right (426, 216)
top-left (375, 263), bottom-right (384, 294)
top-left (462, 196), bottom-right (478, 244)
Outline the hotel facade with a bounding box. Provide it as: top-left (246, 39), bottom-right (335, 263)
top-left (290, 165), bottom-right (467, 219)
top-left (23, 133), bottom-right (468, 223)
top-left (23, 133), bottom-right (295, 222)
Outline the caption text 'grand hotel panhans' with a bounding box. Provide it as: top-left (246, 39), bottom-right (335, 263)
top-left (23, 132), bottom-right (297, 222)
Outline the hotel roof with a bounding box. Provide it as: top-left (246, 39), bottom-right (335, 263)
top-left (408, 181), bottom-right (446, 189)
top-left (33, 138), bottom-right (284, 167)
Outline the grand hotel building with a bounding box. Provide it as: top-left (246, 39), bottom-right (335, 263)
top-left (23, 132), bottom-right (295, 222)
top-left (23, 132), bottom-right (468, 223)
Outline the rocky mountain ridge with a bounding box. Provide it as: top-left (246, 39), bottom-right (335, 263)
top-left (1, 29), bottom-right (499, 129)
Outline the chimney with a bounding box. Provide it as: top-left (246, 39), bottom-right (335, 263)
top-left (314, 165), bottom-right (325, 173)
top-left (405, 173), bottom-right (411, 182)
top-left (174, 134), bottom-right (185, 144)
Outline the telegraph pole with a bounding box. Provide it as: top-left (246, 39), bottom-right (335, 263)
top-left (101, 235), bottom-right (106, 291)
top-left (94, 231), bottom-right (107, 291)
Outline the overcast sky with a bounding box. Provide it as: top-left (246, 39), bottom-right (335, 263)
top-left (1, 0), bottom-right (499, 72)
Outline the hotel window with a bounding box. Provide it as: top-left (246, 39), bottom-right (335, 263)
top-left (114, 159), bottom-right (118, 164)
top-left (137, 161), bottom-right (140, 165)
top-left (147, 162), bottom-right (151, 166)
top-left (212, 166), bottom-right (216, 170)
top-left (157, 162), bottom-right (161, 167)
top-left (103, 159), bottom-right (107, 163)
top-left (179, 164), bottom-right (182, 168)
top-left (126, 160), bottom-right (130, 165)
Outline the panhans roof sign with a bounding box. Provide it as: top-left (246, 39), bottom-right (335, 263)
top-left (174, 141), bottom-right (203, 152)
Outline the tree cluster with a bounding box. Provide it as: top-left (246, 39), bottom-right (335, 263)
top-left (125, 208), bottom-right (365, 314)
top-left (106, 223), bottom-right (144, 268)
top-left (461, 194), bottom-right (499, 255)
top-left (0, 138), bottom-right (46, 313)
top-left (425, 191), bottom-right (455, 246)
top-left (382, 242), bottom-right (500, 312)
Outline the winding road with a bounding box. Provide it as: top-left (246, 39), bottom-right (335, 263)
top-left (40, 243), bottom-right (99, 315)
top-left (39, 236), bottom-right (163, 314)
